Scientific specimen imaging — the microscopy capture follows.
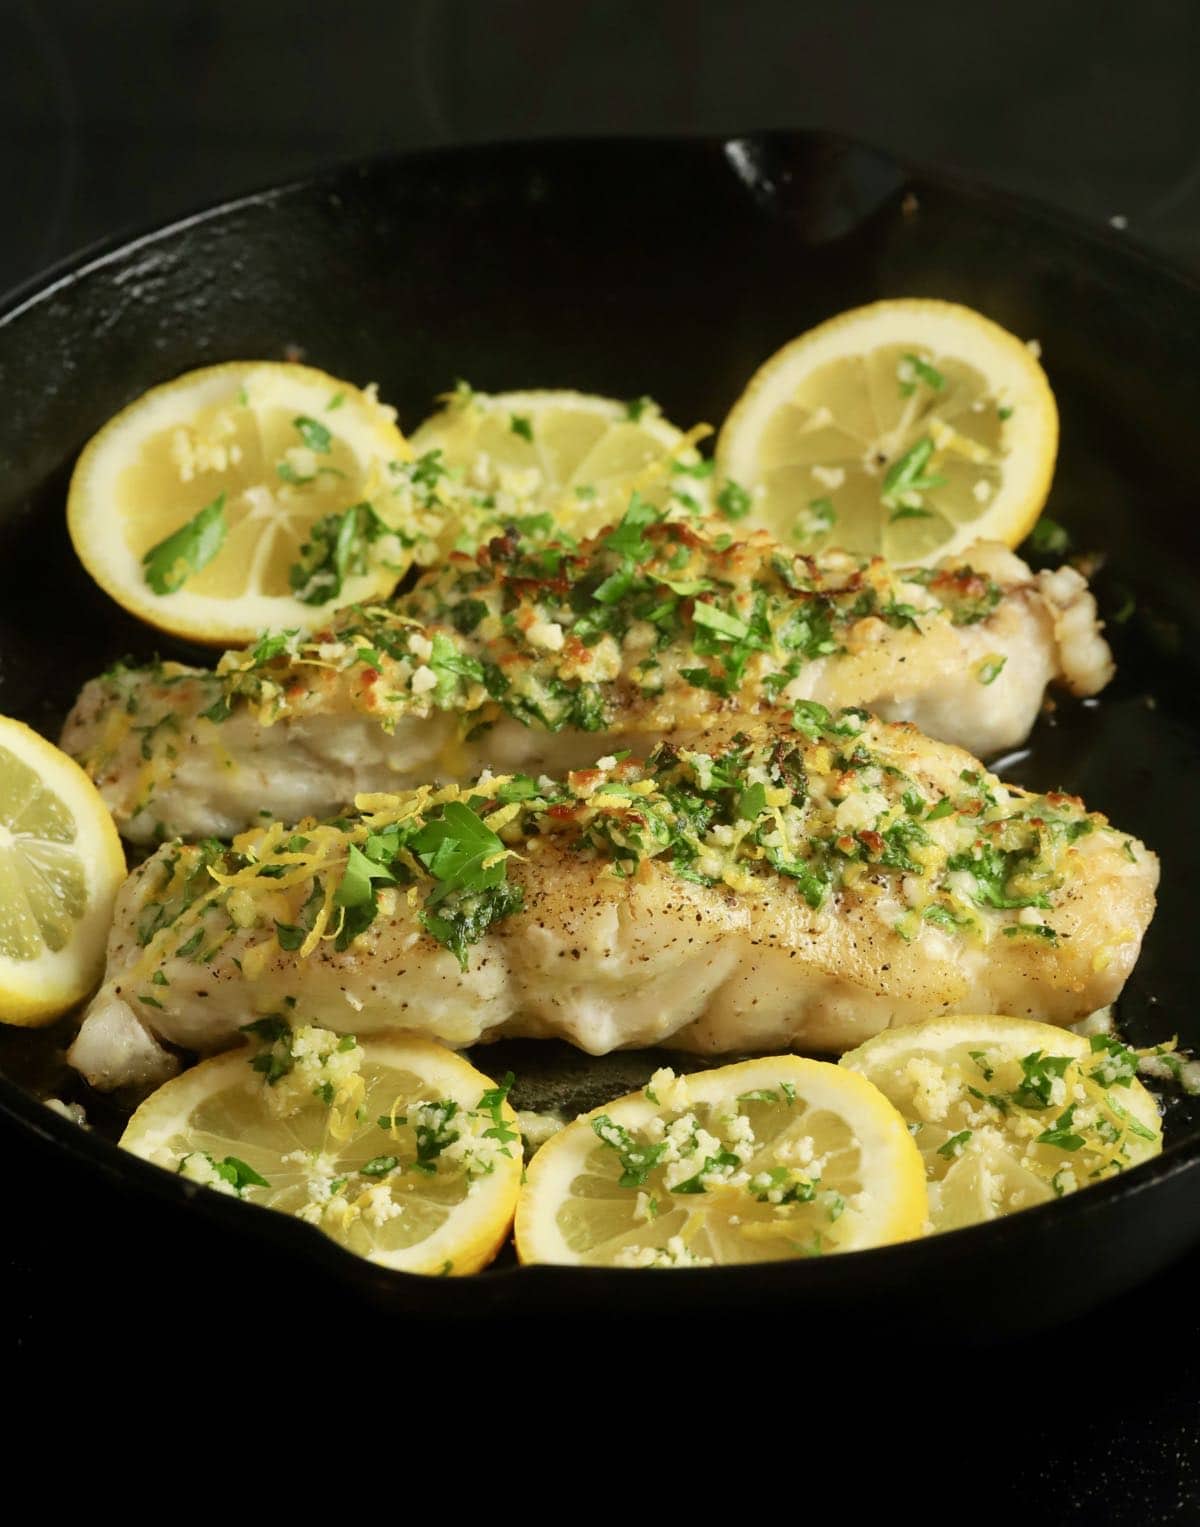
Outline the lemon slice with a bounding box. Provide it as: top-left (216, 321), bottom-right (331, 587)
top-left (0, 717), bottom-right (125, 1026)
top-left (409, 386), bottom-right (708, 545)
top-left (68, 362), bottom-right (411, 646)
top-left (120, 1026), bottom-right (522, 1275)
top-left (716, 299), bottom-right (1058, 564)
top-left (841, 1015), bottom-right (1162, 1232)
top-left (514, 1055), bottom-right (925, 1268)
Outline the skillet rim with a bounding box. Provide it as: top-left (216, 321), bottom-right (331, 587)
top-left (4, 126), bottom-right (1200, 323)
top-left (1, 126), bottom-right (1197, 1300)
top-left (4, 1057), bottom-right (1196, 1305)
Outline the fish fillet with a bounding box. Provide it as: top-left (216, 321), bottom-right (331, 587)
top-left (69, 710), bottom-right (1155, 1090)
top-left (63, 516), bottom-right (1112, 844)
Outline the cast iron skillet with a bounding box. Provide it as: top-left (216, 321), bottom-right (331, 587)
top-left (1, 132), bottom-right (1198, 1330)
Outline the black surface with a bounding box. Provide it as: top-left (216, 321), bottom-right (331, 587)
top-left (1, 6), bottom-right (1198, 1511)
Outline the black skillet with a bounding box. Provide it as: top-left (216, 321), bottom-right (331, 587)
top-left (1, 131), bottom-right (1198, 1331)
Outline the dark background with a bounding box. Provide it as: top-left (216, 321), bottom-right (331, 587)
top-left (2, 1), bottom-right (1198, 1509)
top-left (7, 0), bottom-right (1200, 296)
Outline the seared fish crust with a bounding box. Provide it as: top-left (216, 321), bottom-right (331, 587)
top-left (69, 710), bottom-right (1155, 1090)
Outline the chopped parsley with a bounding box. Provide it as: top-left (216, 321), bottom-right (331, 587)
top-left (412, 1099), bottom-right (461, 1173)
top-left (293, 415), bottom-right (333, 453)
top-left (316, 797), bottom-right (521, 966)
top-left (750, 1167), bottom-right (817, 1205)
top-left (1088, 1034), bottom-right (1139, 1089)
top-left (335, 842), bottom-right (395, 911)
top-left (946, 841), bottom-right (1052, 911)
top-left (899, 352), bottom-right (946, 395)
top-left (214, 1155), bottom-right (269, 1192)
top-left (200, 693), bottom-right (234, 723)
top-left (671, 457), bottom-right (714, 479)
top-left (1012, 1050), bottom-right (1073, 1110)
top-left (289, 500), bottom-right (396, 605)
top-left (692, 602), bottom-right (752, 642)
top-left (175, 928), bottom-right (205, 960)
top-left (591, 1115), bottom-right (665, 1188)
top-left (670, 1150), bottom-right (742, 1194)
top-left (410, 802), bottom-right (519, 964)
top-left (1001, 922), bottom-right (1058, 943)
top-left (880, 437), bottom-right (946, 511)
top-left (790, 699), bottom-right (832, 740)
top-left (275, 879), bottom-right (324, 950)
top-left (795, 496), bottom-right (836, 541)
top-left (240, 1015), bottom-right (295, 1086)
top-left (250, 629), bottom-right (300, 665)
top-left (716, 479), bottom-right (752, 520)
top-left (1036, 1105), bottom-right (1086, 1152)
top-left (360, 1155), bottom-right (399, 1178)
top-left (475, 1072), bottom-right (519, 1153)
top-left (142, 494), bottom-right (227, 595)
top-left (180, 1154), bottom-right (268, 1194)
top-left (977, 654), bottom-right (1007, 685)
top-left (1026, 518), bottom-right (1070, 556)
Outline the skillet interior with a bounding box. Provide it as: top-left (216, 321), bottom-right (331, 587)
top-left (0, 131), bottom-right (1198, 1327)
